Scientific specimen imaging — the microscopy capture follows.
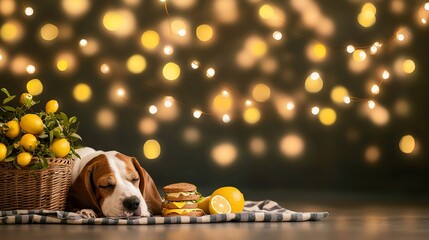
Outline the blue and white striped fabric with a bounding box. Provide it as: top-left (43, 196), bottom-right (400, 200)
top-left (0, 200), bottom-right (328, 225)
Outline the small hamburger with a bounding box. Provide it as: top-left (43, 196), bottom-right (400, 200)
top-left (162, 182), bottom-right (205, 217)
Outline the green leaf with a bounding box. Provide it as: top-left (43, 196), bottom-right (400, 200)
top-left (38, 134), bottom-right (48, 139)
top-left (69, 116), bottom-right (77, 125)
top-left (1, 88), bottom-right (11, 97)
top-left (3, 96), bottom-right (16, 104)
top-left (12, 160), bottom-right (21, 169)
top-left (49, 130), bottom-right (54, 144)
top-left (2, 106), bottom-right (16, 112)
top-left (69, 133), bottom-right (82, 141)
top-left (4, 156), bottom-right (15, 162)
top-left (60, 112), bottom-right (68, 124)
top-left (40, 156), bottom-right (48, 169)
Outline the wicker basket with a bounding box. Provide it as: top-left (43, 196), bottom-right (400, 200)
top-left (0, 158), bottom-right (73, 211)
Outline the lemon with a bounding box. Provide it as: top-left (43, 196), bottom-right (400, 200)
top-left (45, 100), bottom-right (59, 114)
top-left (20, 114), bottom-right (44, 135)
top-left (19, 93), bottom-right (33, 106)
top-left (211, 186), bottom-right (245, 213)
top-left (17, 152), bottom-right (32, 166)
top-left (0, 143), bottom-right (7, 161)
top-left (209, 195), bottom-right (232, 214)
top-left (197, 195), bottom-right (211, 213)
top-left (50, 138), bottom-right (70, 157)
top-left (5, 120), bottom-right (21, 139)
top-left (20, 134), bottom-right (38, 151)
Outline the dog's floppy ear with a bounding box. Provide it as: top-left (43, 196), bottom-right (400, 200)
top-left (131, 157), bottom-right (163, 215)
top-left (66, 160), bottom-right (101, 216)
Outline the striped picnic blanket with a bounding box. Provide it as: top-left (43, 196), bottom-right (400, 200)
top-left (0, 200), bottom-right (328, 224)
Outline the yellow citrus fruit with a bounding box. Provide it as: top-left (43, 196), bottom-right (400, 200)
top-left (209, 195), bottom-right (232, 214)
top-left (19, 93), bottom-right (33, 106)
top-left (0, 143), bottom-right (7, 161)
top-left (5, 120), bottom-right (21, 139)
top-left (197, 195), bottom-right (211, 213)
top-left (20, 134), bottom-right (38, 151)
top-left (17, 152), bottom-right (32, 166)
top-left (45, 100), bottom-right (59, 114)
top-left (50, 138), bottom-right (70, 157)
top-left (20, 114), bottom-right (44, 135)
top-left (211, 186), bottom-right (245, 213)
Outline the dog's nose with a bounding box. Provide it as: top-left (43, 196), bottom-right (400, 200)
top-left (123, 196), bottom-right (141, 212)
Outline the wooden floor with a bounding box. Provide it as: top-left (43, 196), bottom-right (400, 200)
top-left (1, 200), bottom-right (428, 239)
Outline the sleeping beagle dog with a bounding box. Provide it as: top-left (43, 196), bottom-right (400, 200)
top-left (66, 147), bottom-right (162, 217)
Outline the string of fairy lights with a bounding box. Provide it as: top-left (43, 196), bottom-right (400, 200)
top-left (1, 0), bottom-right (427, 162)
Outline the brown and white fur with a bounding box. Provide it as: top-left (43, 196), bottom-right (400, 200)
top-left (66, 147), bottom-right (162, 217)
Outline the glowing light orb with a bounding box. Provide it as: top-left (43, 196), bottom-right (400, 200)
top-left (213, 0), bottom-right (238, 24)
top-left (149, 105), bottom-right (158, 114)
top-left (382, 70), bottom-right (390, 80)
top-left (1, 21), bottom-right (23, 42)
top-left (344, 96), bottom-right (351, 104)
top-left (79, 39), bottom-right (88, 47)
top-left (279, 134), bottom-right (305, 158)
top-left (371, 84), bottom-right (380, 94)
top-left (246, 36), bottom-right (267, 58)
top-left (127, 54), bottom-right (146, 74)
top-left (213, 93), bottom-right (233, 114)
top-left (191, 60), bottom-right (200, 69)
top-left (40, 23), bottom-right (59, 41)
top-left (272, 31), bottom-right (282, 40)
top-left (403, 59), bottom-right (415, 74)
top-left (249, 137), bottom-right (266, 155)
top-left (353, 50), bottom-right (367, 62)
top-left (286, 102), bottom-right (295, 110)
top-left (143, 139), bottom-right (161, 160)
top-left (102, 9), bottom-right (136, 37)
top-left (259, 4), bottom-right (274, 19)
top-left (25, 7), bottom-right (34, 16)
top-left (399, 135), bottom-right (415, 154)
top-left (331, 86), bottom-right (349, 104)
top-left (252, 83), bottom-right (271, 102)
top-left (56, 59), bottom-right (69, 72)
top-left (100, 63), bottom-right (110, 74)
top-left (196, 24), bottom-right (214, 42)
top-left (193, 110), bottom-right (202, 119)
top-left (362, 3), bottom-right (377, 14)
top-left (211, 143), bottom-right (237, 166)
top-left (183, 127), bottom-right (200, 144)
top-left (139, 117), bottom-right (158, 135)
top-left (162, 62), bottom-right (180, 81)
top-left (357, 11), bottom-right (376, 28)
top-left (319, 108), bottom-right (337, 126)
top-left (311, 106), bottom-right (320, 115)
top-left (368, 100), bottom-right (376, 109)
top-left (346, 45), bottom-right (355, 53)
top-left (140, 30), bottom-right (159, 49)
top-left (0, 0), bottom-right (15, 16)
top-left (307, 42), bottom-right (327, 62)
top-left (305, 72), bottom-right (323, 93)
top-left (163, 45), bottom-right (174, 55)
top-left (26, 64), bottom-right (36, 74)
top-left (164, 96), bottom-right (174, 108)
top-left (73, 83), bottom-right (92, 102)
top-left (26, 79), bottom-right (43, 96)
top-left (222, 114), bottom-right (231, 123)
top-left (96, 108), bottom-right (116, 129)
top-left (206, 67), bottom-right (216, 78)
top-left (365, 145), bottom-right (380, 163)
top-left (62, 0), bottom-right (90, 17)
top-left (243, 107), bottom-right (261, 124)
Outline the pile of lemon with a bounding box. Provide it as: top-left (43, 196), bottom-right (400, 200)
top-left (0, 91), bottom-right (78, 168)
top-left (198, 186), bottom-right (245, 214)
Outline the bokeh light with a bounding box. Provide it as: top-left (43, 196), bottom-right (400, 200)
top-left (96, 108), bottom-right (116, 129)
top-left (365, 145), bottom-right (381, 163)
top-left (40, 23), bottom-right (59, 41)
top-left (140, 30), bottom-right (159, 50)
top-left (1, 20), bottom-right (23, 43)
top-left (127, 54), bottom-right (146, 74)
top-left (143, 139), bottom-right (161, 160)
top-left (305, 72), bottom-right (323, 93)
top-left (0, 0), bottom-right (15, 16)
top-left (243, 107), bottom-right (261, 124)
top-left (249, 137), bottom-right (266, 156)
top-left (213, 0), bottom-right (238, 24)
top-left (307, 42), bottom-right (327, 62)
top-left (102, 9), bottom-right (136, 37)
top-left (211, 143), bottom-right (237, 166)
top-left (252, 83), bottom-right (271, 102)
top-left (279, 134), bottom-right (305, 158)
top-left (196, 24), bottom-right (214, 42)
top-left (331, 86), bottom-right (349, 105)
top-left (26, 79), bottom-right (43, 96)
top-left (139, 117), bottom-right (158, 135)
top-left (319, 108), bottom-right (337, 126)
top-left (162, 62), bottom-right (181, 81)
top-left (212, 92), bottom-right (233, 115)
top-left (62, 0), bottom-right (90, 17)
top-left (402, 59), bottom-right (416, 74)
top-left (73, 83), bottom-right (92, 102)
top-left (399, 135), bottom-right (415, 154)
top-left (183, 127), bottom-right (200, 144)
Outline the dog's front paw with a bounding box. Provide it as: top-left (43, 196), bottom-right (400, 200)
top-left (77, 209), bottom-right (97, 218)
